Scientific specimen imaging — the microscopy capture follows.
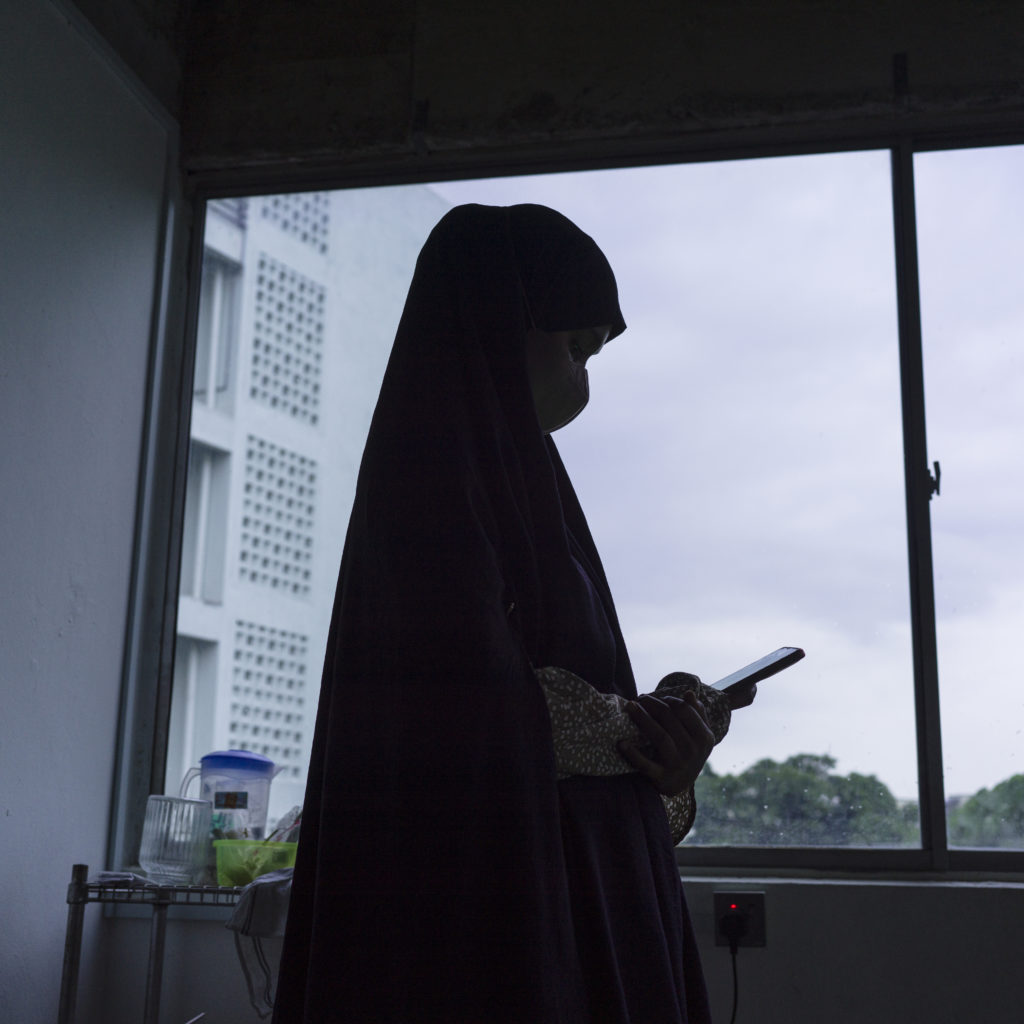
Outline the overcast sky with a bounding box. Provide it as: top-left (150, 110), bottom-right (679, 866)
top-left (428, 145), bottom-right (1024, 803)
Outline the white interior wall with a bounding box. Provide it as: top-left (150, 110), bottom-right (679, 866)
top-left (0, 1), bottom-right (171, 1021)
top-left (687, 877), bottom-right (1024, 1022)
top-left (3, 2), bottom-right (1024, 1023)
top-left (82, 876), bottom-right (1024, 1023)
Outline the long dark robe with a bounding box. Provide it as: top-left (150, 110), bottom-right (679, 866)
top-left (273, 204), bottom-right (711, 1023)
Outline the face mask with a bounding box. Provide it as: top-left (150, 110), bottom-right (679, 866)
top-left (544, 359), bottom-right (589, 432)
top-left (518, 279), bottom-right (600, 433)
top-left (523, 327), bottom-right (595, 434)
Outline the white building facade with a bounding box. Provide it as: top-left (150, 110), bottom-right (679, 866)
top-left (168, 186), bottom-right (450, 824)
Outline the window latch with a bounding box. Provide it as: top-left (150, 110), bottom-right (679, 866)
top-left (927, 460), bottom-right (941, 499)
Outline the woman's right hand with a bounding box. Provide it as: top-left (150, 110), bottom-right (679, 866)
top-left (618, 690), bottom-right (716, 797)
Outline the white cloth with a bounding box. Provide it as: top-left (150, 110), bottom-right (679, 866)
top-left (225, 868), bottom-right (293, 1019)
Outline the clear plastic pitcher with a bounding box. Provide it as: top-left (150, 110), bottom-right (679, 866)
top-left (180, 749), bottom-right (282, 840)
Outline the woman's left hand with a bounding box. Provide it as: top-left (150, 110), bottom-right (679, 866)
top-left (618, 690), bottom-right (716, 797)
top-left (724, 679), bottom-right (758, 710)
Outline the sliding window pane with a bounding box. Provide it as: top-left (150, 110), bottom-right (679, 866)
top-left (437, 152), bottom-right (919, 846)
top-left (916, 145), bottom-right (1024, 849)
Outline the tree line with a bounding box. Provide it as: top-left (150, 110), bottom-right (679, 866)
top-left (686, 753), bottom-right (1024, 848)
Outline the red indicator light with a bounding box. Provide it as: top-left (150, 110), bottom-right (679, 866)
top-left (730, 903), bottom-right (738, 910)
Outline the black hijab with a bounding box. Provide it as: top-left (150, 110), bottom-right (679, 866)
top-left (274, 204), bottom-right (637, 1023)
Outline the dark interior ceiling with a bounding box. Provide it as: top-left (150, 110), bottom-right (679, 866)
top-left (71, 0), bottom-right (1024, 190)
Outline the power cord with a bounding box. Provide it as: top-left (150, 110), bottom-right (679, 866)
top-left (720, 910), bottom-right (748, 1024)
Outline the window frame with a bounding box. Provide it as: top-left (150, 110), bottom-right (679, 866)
top-left (111, 127), bottom-right (1024, 880)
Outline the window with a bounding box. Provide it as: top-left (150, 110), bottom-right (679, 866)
top-left (429, 147), bottom-right (1024, 865)
top-left (130, 140), bottom-right (1023, 871)
top-left (161, 187), bottom-right (451, 826)
top-left (434, 155), bottom-right (921, 850)
top-left (193, 252), bottom-right (240, 414)
top-left (166, 637), bottom-right (218, 797)
top-left (179, 442), bottom-right (229, 604)
top-left (916, 145), bottom-right (1024, 850)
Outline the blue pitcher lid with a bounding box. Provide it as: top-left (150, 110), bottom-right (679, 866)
top-left (200, 749), bottom-right (276, 773)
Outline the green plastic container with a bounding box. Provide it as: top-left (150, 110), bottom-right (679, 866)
top-left (213, 839), bottom-right (298, 887)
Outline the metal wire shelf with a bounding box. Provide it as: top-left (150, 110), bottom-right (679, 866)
top-left (59, 864), bottom-right (244, 1024)
top-left (68, 872), bottom-right (242, 908)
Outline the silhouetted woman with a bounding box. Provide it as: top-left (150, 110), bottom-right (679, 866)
top-left (274, 203), bottom-right (751, 1023)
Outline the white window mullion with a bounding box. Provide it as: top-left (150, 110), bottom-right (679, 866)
top-left (204, 271), bottom-right (223, 407)
top-left (194, 452), bottom-right (212, 600)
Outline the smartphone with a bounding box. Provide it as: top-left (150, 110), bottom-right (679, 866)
top-left (712, 646), bottom-right (805, 694)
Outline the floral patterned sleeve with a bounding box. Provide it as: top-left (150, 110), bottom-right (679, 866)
top-left (536, 667), bottom-right (731, 844)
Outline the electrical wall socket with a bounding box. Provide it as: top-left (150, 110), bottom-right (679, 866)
top-left (713, 890), bottom-right (767, 947)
